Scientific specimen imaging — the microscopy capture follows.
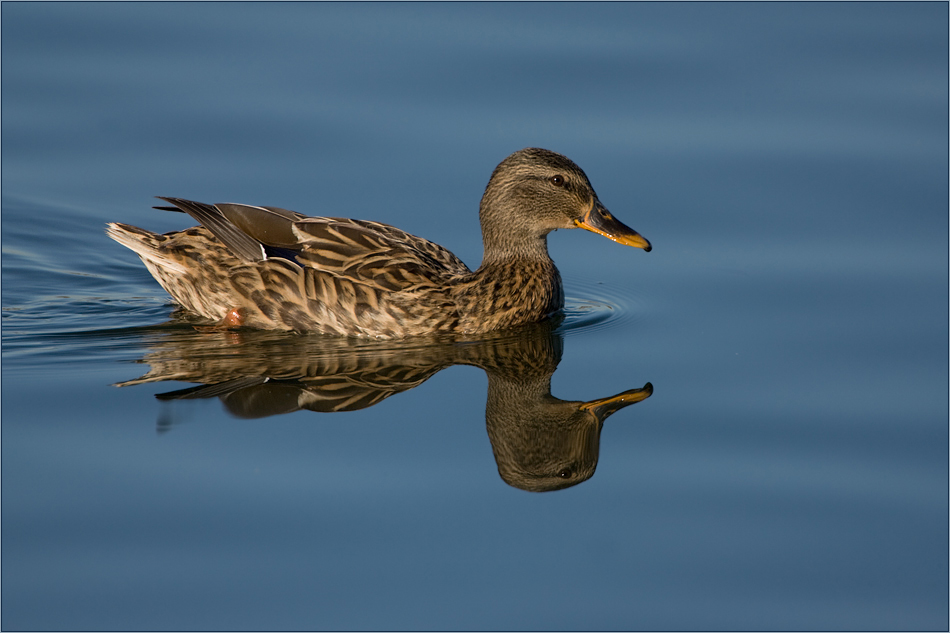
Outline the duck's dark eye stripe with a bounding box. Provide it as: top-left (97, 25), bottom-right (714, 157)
top-left (550, 175), bottom-right (565, 186)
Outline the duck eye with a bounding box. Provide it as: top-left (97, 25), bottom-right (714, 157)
top-left (557, 468), bottom-right (573, 479)
top-left (550, 175), bottom-right (565, 187)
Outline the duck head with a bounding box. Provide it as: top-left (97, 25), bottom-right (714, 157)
top-left (479, 148), bottom-right (652, 261)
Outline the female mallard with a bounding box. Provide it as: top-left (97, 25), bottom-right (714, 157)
top-left (107, 148), bottom-right (651, 338)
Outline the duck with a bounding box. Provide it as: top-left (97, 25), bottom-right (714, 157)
top-left (106, 148), bottom-right (651, 338)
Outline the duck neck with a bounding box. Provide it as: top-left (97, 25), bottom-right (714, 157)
top-left (461, 189), bottom-right (565, 331)
top-left (478, 222), bottom-right (554, 269)
top-left (475, 228), bottom-right (560, 293)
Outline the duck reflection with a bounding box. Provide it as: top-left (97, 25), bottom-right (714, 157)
top-left (119, 320), bottom-right (652, 492)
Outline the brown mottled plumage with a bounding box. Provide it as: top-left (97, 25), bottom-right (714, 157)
top-left (107, 148), bottom-right (651, 338)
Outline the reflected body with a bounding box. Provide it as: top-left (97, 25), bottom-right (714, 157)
top-left (120, 321), bottom-right (652, 492)
top-left (107, 149), bottom-right (650, 337)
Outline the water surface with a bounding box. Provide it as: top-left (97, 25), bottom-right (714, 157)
top-left (2, 3), bottom-right (947, 631)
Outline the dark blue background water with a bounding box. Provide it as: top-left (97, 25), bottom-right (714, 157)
top-left (2, 3), bottom-right (947, 630)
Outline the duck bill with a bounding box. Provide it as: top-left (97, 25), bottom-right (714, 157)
top-left (579, 382), bottom-right (654, 420)
top-left (575, 201), bottom-right (652, 252)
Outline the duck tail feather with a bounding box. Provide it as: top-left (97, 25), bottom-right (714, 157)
top-left (105, 222), bottom-right (189, 274)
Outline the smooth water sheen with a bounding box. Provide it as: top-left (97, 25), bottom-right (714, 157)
top-left (2, 3), bottom-right (947, 631)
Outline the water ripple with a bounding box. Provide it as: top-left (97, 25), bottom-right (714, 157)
top-left (559, 275), bottom-right (649, 336)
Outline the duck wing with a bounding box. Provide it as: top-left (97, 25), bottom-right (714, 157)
top-left (341, 218), bottom-right (470, 275)
top-left (156, 197), bottom-right (271, 262)
top-left (157, 198), bottom-right (470, 284)
top-left (291, 217), bottom-right (470, 292)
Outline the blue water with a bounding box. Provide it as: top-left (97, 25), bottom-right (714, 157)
top-left (2, 3), bottom-right (947, 630)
